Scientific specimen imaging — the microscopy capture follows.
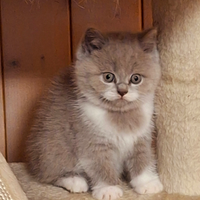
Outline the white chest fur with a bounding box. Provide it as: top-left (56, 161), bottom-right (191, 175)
top-left (80, 101), bottom-right (153, 157)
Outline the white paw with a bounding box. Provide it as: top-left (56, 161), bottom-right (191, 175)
top-left (56, 176), bottom-right (89, 193)
top-left (92, 186), bottom-right (123, 200)
top-left (134, 179), bottom-right (163, 194)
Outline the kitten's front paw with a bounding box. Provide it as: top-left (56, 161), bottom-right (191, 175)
top-left (56, 176), bottom-right (89, 193)
top-left (134, 179), bottom-right (163, 194)
top-left (92, 186), bottom-right (123, 200)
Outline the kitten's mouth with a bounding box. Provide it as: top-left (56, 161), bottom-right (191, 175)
top-left (118, 95), bottom-right (131, 102)
top-left (100, 96), bottom-right (129, 105)
top-left (98, 95), bottom-right (137, 112)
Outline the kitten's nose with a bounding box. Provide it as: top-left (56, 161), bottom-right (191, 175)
top-left (117, 89), bottom-right (128, 97)
top-left (117, 83), bottom-right (128, 97)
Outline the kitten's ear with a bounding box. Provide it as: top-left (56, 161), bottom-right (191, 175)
top-left (81, 28), bottom-right (106, 54)
top-left (138, 28), bottom-right (157, 53)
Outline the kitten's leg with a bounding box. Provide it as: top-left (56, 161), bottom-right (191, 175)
top-left (55, 175), bottom-right (89, 193)
top-left (126, 137), bottom-right (163, 194)
top-left (92, 183), bottom-right (123, 200)
top-left (81, 147), bottom-right (123, 200)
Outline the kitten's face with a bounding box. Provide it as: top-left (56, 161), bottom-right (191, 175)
top-left (75, 28), bottom-right (161, 111)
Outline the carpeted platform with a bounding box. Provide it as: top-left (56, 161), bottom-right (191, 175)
top-left (7, 163), bottom-right (200, 200)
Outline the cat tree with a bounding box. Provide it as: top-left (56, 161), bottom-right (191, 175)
top-left (1, 0), bottom-right (200, 199)
top-left (153, 0), bottom-right (200, 195)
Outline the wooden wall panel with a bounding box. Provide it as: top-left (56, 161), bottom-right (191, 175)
top-left (142, 0), bottom-right (153, 29)
top-left (71, 0), bottom-right (142, 59)
top-left (1, 0), bottom-right (71, 162)
top-left (0, 41), bottom-right (6, 158)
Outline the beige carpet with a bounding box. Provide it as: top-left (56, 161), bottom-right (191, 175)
top-left (7, 163), bottom-right (200, 200)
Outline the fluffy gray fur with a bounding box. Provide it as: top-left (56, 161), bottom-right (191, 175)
top-left (26, 28), bottom-right (163, 200)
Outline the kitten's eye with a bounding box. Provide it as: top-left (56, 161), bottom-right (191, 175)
top-left (103, 73), bottom-right (115, 83)
top-left (131, 74), bottom-right (142, 84)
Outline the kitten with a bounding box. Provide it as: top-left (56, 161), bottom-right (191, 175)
top-left (26, 28), bottom-right (163, 200)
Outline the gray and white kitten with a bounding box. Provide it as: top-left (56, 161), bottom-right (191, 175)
top-left (26, 28), bottom-right (163, 200)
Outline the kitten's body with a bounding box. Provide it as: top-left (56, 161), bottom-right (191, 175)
top-left (26, 28), bottom-right (163, 200)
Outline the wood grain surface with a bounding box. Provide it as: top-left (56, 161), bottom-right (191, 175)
top-left (1, 0), bottom-right (71, 161)
top-left (142, 0), bottom-right (153, 29)
top-left (0, 31), bottom-right (6, 158)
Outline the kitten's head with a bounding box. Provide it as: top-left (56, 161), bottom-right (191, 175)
top-left (75, 28), bottom-right (161, 112)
